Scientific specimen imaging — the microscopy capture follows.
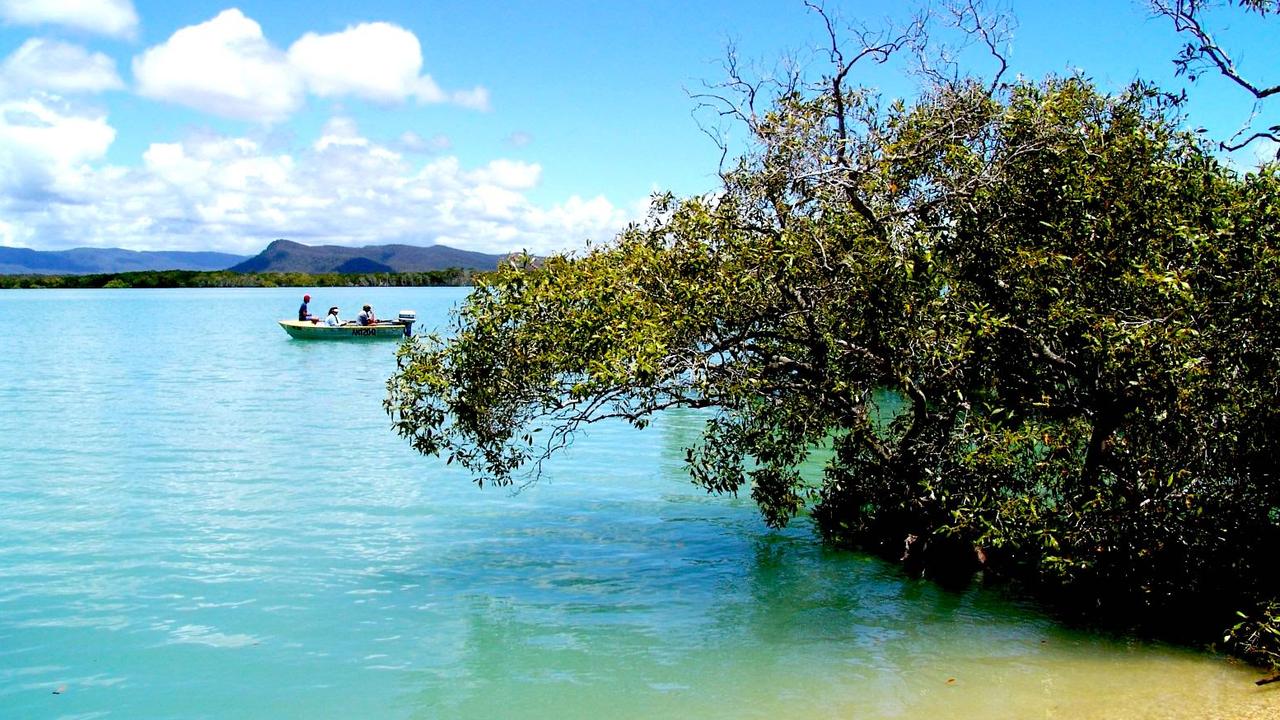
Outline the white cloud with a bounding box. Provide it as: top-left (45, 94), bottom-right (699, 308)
top-left (0, 118), bottom-right (632, 255)
top-left (470, 158), bottom-right (541, 190)
top-left (0, 95), bottom-right (115, 197)
top-left (1, 39), bottom-right (123, 94)
top-left (132, 12), bottom-right (491, 122)
top-left (448, 85), bottom-right (490, 111)
top-left (397, 130), bottom-right (451, 154)
top-left (313, 115), bottom-right (362, 147)
top-left (132, 9), bottom-right (304, 123)
top-left (505, 131), bottom-right (533, 148)
top-left (1252, 138), bottom-right (1280, 166)
top-left (288, 22), bottom-right (423, 103)
top-left (288, 22), bottom-right (490, 109)
top-left (0, 0), bottom-right (137, 39)
top-left (0, 216), bottom-right (23, 246)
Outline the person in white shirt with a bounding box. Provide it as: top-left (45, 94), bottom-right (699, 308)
top-left (325, 306), bottom-right (342, 326)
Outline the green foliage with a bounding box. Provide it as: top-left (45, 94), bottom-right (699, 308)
top-left (387, 75), bottom-right (1280, 668)
top-left (0, 268), bottom-right (477, 289)
top-left (1230, 601), bottom-right (1280, 670)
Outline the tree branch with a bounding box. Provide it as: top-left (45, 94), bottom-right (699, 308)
top-left (1151, 0), bottom-right (1279, 150)
top-left (1156, 0), bottom-right (1280, 99)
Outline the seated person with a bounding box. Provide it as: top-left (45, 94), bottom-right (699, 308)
top-left (357, 304), bottom-right (377, 325)
top-left (325, 306), bottom-right (342, 326)
top-left (298, 293), bottom-right (316, 321)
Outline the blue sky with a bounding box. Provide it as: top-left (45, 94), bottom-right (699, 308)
top-left (0, 0), bottom-right (1274, 255)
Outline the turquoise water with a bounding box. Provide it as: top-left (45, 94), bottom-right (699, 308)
top-left (0, 287), bottom-right (1274, 719)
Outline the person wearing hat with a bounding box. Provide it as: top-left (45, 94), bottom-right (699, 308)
top-left (324, 306), bottom-right (342, 326)
top-left (298, 293), bottom-right (317, 322)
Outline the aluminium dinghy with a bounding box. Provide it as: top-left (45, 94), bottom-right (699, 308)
top-left (279, 310), bottom-right (415, 340)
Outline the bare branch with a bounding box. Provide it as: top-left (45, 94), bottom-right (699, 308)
top-left (1150, 0), bottom-right (1279, 150)
top-left (910, 0), bottom-right (1013, 94)
top-left (954, 0), bottom-right (1011, 94)
top-left (689, 41), bottom-right (805, 179)
top-left (1154, 0), bottom-right (1280, 99)
top-left (804, 1), bottom-right (925, 240)
top-left (1221, 129), bottom-right (1280, 152)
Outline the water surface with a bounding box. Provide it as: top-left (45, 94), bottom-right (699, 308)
top-left (0, 288), bottom-right (1273, 719)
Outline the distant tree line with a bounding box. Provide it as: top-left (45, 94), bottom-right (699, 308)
top-left (0, 268), bottom-right (478, 289)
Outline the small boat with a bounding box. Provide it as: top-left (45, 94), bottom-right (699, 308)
top-left (279, 310), bottom-right (416, 340)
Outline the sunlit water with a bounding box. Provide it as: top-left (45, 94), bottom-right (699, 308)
top-left (0, 287), bottom-right (1274, 719)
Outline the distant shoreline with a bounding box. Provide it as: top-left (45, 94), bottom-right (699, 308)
top-left (0, 269), bottom-right (480, 289)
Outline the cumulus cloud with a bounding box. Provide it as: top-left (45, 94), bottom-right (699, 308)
top-left (133, 11), bottom-right (490, 122)
top-left (0, 94), bottom-right (115, 199)
top-left (0, 216), bottom-right (21, 245)
top-left (289, 23), bottom-right (421, 102)
top-left (289, 22), bottom-right (487, 108)
top-left (0, 0), bottom-right (137, 39)
top-left (132, 9), bottom-right (304, 123)
top-left (469, 158), bottom-right (541, 190)
top-left (1, 38), bottom-right (124, 94)
top-left (0, 118), bottom-right (633, 255)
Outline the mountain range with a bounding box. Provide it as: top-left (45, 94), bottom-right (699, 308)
top-left (229, 239), bottom-right (507, 273)
top-left (0, 239), bottom-right (509, 275)
top-left (0, 246), bottom-right (248, 275)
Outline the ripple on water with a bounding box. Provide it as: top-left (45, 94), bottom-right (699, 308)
top-left (0, 288), bottom-right (1274, 719)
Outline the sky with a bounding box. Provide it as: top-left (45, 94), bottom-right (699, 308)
top-left (0, 0), bottom-right (1274, 256)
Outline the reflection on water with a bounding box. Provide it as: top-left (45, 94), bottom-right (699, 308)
top-left (0, 288), bottom-right (1274, 719)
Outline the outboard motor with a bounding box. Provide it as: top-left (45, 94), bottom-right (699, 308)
top-left (398, 310), bottom-right (416, 338)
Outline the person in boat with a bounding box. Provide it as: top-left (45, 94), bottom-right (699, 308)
top-left (357, 304), bottom-right (377, 325)
top-left (325, 306), bottom-right (342, 326)
top-left (298, 294), bottom-right (317, 321)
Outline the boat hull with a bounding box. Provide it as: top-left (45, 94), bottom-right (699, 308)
top-left (279, 320), bottom-right (409, 340)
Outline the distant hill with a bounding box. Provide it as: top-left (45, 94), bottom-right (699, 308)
top-left (0, 247), bottom-right (248, 275)
top-left (230, 239), bottom-right (507, 273)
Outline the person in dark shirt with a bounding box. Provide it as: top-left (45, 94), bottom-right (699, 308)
top-left (357, 304), bottom-right (377, 325)
top-left (298, 294), bottom-right (316, 321)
